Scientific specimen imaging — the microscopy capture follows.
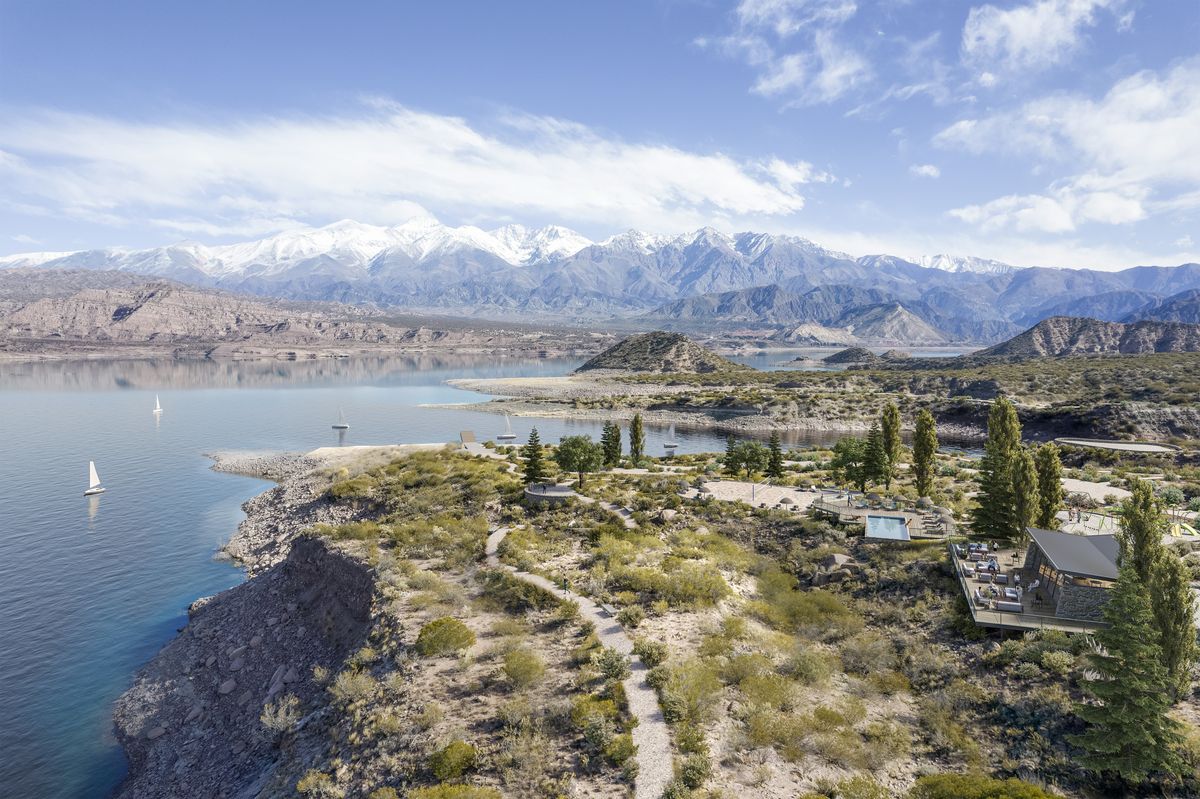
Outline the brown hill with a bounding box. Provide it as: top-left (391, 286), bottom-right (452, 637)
top-left (977, 316), bottom-right (1200, 358)
top-left (576, 331), bottom-right (743, 374)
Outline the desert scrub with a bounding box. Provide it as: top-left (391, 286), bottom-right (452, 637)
top-left (502, 647), bottom-right (546, 690)
top-left (416, 617), bottom-right (476, 656)
top-left (592, 647), bottom-right (631, 682)
top-left (908, 773), bottom-right (1057, 798)
top-left (429, 739), bottom-right (478, 780)
top-left (408, 786), bottom-right (502, 799)
top-left (297, 769), bottom-right (344, 798)
top-left (658, 658), bottom-right (722, 725)
top-left (329, 670), bottom-right (379, 705)
top-left (477, 568), bottom-right (560, 612)
top-left (632, 637), bottom-right (669, 668)
top-left (260, 694), bottom-right (301, 737)
top-left (751, 563), bottom-right (862, 640)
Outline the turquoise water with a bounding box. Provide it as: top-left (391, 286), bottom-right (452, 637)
top-left (866, 515), bottom-right (911, 541)
top-left (4, 353), bottom-right (829, 798)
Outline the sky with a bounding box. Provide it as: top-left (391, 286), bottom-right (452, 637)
top-left (0, 0), bottom-right (1198, 269)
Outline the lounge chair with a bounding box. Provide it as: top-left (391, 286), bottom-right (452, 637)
top-left (976, 573), bottom-right (993, 583)
top-left (995, 601), bottom-right (1023, 613)
top-left (994, 573), bottom-right (1009, 585)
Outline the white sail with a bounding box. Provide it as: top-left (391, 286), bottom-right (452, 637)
top-left (154, 394), bottom-right (162, 413)
top-left (332, 406), bottom-right (350, 429)
top-left (497, 412), bottom-right (516, 440)
top-left (88, 461), bottom-right (101, 489)
top-left (504, 414), bottom-right (513, 434)
top-left (664, 423), bottom-right (678, 448)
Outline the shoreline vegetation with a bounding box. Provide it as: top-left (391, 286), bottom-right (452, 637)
top-left (114, 422), bottom-right (1200, 797)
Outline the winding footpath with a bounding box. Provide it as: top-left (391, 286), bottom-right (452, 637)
top-left (485, 525), bottom-right (673, 799)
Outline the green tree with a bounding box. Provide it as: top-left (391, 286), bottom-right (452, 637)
top-left (1012, 447), bottom-right (1040, 544)
top-left (766, 431), bottom-right (785, 479)
top-left (629, 414), bottom-right (645, 464)
top-left (865, 422), bottom-right (892, 489)
top-left (724, 435), bottom-right (737, 475)
top-left (521, 427), bottom-right (546, 485)
top-left (912, 408), bottom-right (938, 498)
top-left (880, 401), bottom-right (902, 466)
top-left (1033, 442), bottom-right (1064, 529)
top-left (725, 439), bottom-right (767, 479)
top-left (554, 435), bottom-right (604, 488)
top-left (600, 421), bottom-right (622, 468)
top-left (831, 437), bottom-right (869, 493)
top-left (1150, 549), bottom-right (1198, 700)
top-left (971, 397), bottom-right (1022, 541)
top-left (1071, 563), bottom-right (1183, 786)
top-left (1119, 479), bottom-right (1166, 585)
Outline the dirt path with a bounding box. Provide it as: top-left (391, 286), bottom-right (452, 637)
top-left (485, 526), bottom-right (674, 798)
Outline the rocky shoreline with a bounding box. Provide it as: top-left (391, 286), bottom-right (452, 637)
top-left (111, 450), bottom-right (377, 798)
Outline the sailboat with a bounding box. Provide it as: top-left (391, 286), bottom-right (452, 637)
top-left (84, 461), bottom-right (106, 496)
top-left (153, 395), bottom-right (163, 415)
top-left (332, 407), bottom-right (350, 430)
top-left (663, 424), bottom-right (679, 450)
top-left (496, 413), bottom-right (517, 442)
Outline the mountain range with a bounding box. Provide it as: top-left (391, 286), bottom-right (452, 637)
top-left (6, 218), bottom-right (1200, 344)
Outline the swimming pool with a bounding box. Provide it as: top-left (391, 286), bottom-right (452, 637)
top-left (866, 515), bottom-right (911, 541)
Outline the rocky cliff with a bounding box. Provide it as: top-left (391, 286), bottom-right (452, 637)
top-left (977, 316), bottom-right (1200, 359)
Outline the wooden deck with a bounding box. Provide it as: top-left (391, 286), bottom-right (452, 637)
top-left (948, 542), bottom-right (1107, 634)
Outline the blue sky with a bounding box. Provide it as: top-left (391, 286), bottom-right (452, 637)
top-left (0, 0), bottom-right (1197, 269)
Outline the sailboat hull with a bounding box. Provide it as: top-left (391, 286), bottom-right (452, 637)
top-left (332, 424), bottom-right (350, 430)
top-left (84, 487), bottom-right (106, 496)
top-left (496, 434), bottom-right (516, 441)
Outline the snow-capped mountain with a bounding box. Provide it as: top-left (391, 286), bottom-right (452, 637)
top-left (915, 254), bottom-right (1018, 276)
top-left (5, 217), bottom-right (1199, 342)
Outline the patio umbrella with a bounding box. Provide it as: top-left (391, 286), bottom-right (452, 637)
top-left (867, 492), bottom-right (882, 502)
top-left (916, 496), bottom-right (933, 509)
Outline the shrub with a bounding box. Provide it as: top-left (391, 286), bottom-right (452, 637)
top-left (662, 659), bottom-right (722, 725)
top-left (786, 645), bottom-right (837, 686)
top-left (908, 773), bottom-right (1057, 799)
top-left (646, 664), bottom-right (671, 691)
top-left (571, 694), bottom-right (619, 728)
top-left (680, 752), bottom-right (712, 789)
top-left (502, 647), bottom-right (546, 690)
top-left (368, 790), bottom-right (399, 799)
top-left (1039, 649), bottom-right (1075, 677)
top-left (260, 694), bottom-right (301, 736)
top-left (739, 672), bottom-right (796, 711)
top-left (720, 652), bottom-right (773, 684)
top-left (837, 775), bottom-right (890, 799)
top-left (329, 670), bottom-right (379, 704)
top-left (840, 632), bottom-right (897, 676)
top-left (429, 739), bottom-right (478, 781)
top-left (416, 617), bottom-right (476, 656)
top-left (408, 787), bottom-right (502, 799)
top-left (632, 638), bottom-right (669, 668)
top-left (593, 647), bottom-right (632, 682)
top-left (296, 770), bottom-right (343, 798)
top-left (605, 732), bottom-right (637, 765)
top-left (617, 605), bottom-right (646, 628)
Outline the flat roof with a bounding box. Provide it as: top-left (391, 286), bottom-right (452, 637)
top-left (1027, 527), bottom-right (1119, 581)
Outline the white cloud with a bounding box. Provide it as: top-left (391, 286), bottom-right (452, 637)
top-left (938, 58), bottom-right (1200, 233)
top-left (1177, 235), bottom-right (1195, 249)
top-left (699, 0), bottom-right (870, 106)
top-left (909, 163), bottom-right (941, 178)
top-left (962, 0), bottom-right (1129, 76)
top-left (10, 233), bottom-right (39, 245)
top-left (0, 102), bottom-right (832, 238)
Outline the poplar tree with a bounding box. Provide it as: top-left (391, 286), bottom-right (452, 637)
top-left (1072, 563), bottom-right (1183, 786)
top-left (766, 431), bottom-right (785, 479)
top-left (1012, 447), bottom-right (1040, 544)
top-left (1150, 549), bottom-right (1199, 700)
top-left (600, 421), bottom-right (622, 468)
top-left (880, 401), bottom-right (902, 467)
top-left (1033, 442), bottom-right (1064, 529)
top-left (912, 408), bottom-right (938, 498)
top-left (628, 414), bottom-right (645, 465)
top-left (865, 422), bottom-right (892, 489)
top-left (521, 428), bottom-right (546, 485)
top-left (1119, 479), bottom-right (1166, 586)
top-left (971, 397), bottom-right (1022, 540)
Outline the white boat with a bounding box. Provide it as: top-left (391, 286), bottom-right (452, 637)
top-left (84, 461), bottom-right (106, 496)
top-left (496, 413), bottom-right (517, 441)
top-left (332, 407), bottom-right (350, 430)
top-left (663, 424), bottom-right (679, 450)
top-left (153, 394), bottom-right (163, 414)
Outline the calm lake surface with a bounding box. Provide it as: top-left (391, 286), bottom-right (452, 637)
top-left (1, 352), bottom-right (882, 798)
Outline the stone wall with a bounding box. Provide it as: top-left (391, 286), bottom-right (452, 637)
top-left (1056, 582), bottom-right (1110, 621)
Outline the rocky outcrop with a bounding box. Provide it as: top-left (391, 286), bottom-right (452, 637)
top-left (576, 331), bottom-right (744, 374)
top-left (112, 536), bottom-right (375, 799)
top-left (977, 316), bottom-right (1200, 359)
top-left (823, 346), bottom-right (880, 365)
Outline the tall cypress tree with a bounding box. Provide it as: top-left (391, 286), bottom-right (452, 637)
top-left (1072, 563), bottom-right (1183, 786)
top-left (971, 397), bottom-right (1022, 541)
top-left (1012, 447), bottom-right (1040, 545)
top-left (600, 421), bottom-right (622, 468)
top-left (628, 414), bottom-right (645, 465)
top-left (912, 408), bottom-right (938, 498)
top-left (880, 401), bottom-right (902, 467)
top-left (521, 427), bottom-right (546, 485)
top-left (865, 422), bottom-right (892, 489)
top-left (1033, 442), bottom-right (1064, 529)
top-left (766, 431), bottom-right (785, 479)
top-left (1150, 549), bottom-right (1199, 701)
top-left (1119, 479), bottom-right (1166, 585)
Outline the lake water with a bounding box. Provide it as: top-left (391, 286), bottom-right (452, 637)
top-left (1, 353), bottom-right (881, 798)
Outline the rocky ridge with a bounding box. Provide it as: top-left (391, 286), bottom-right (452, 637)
top-left (976, 316), bottom-right (1200, 358)
top-left (576, 331), bottom-right (744, 374)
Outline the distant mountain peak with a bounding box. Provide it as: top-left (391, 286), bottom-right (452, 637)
top-left (916, 254), bottom-right (1017, 275)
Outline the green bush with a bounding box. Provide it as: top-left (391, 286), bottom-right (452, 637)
top-left (429, 739), bottom-right (477, 781)
top-left (368, 789), bottom-right (399, 799)
top-left (408, 787), bottom-right (502, 799)
top-left (297, 770), bottom-right (343, 798)
top-left (632, 638), bottom-right (669, 668)
top-left (908, 773), bottom-right (1056, 799)
top-left (617, 605), bottom-right (646, 628)
top-left (605, 732), bottom-right (637, 765)
top-left (680, 752), bottom-right (712, 789)
top-left (593, 647), bottom-right (632, 682)
top-left (502, 647), bottom-right (546, 690)
top-left (570, 694), bottom-right (618, 728)
top-left (837, 775), bottom-right (890, 799)
top-left (416, 617), bottom-right (476, 656)
top-left (328, 670), bottom-right (379, 704)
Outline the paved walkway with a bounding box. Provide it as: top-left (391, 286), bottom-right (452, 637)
top-left (485, 526), bottom-right (673, 799)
